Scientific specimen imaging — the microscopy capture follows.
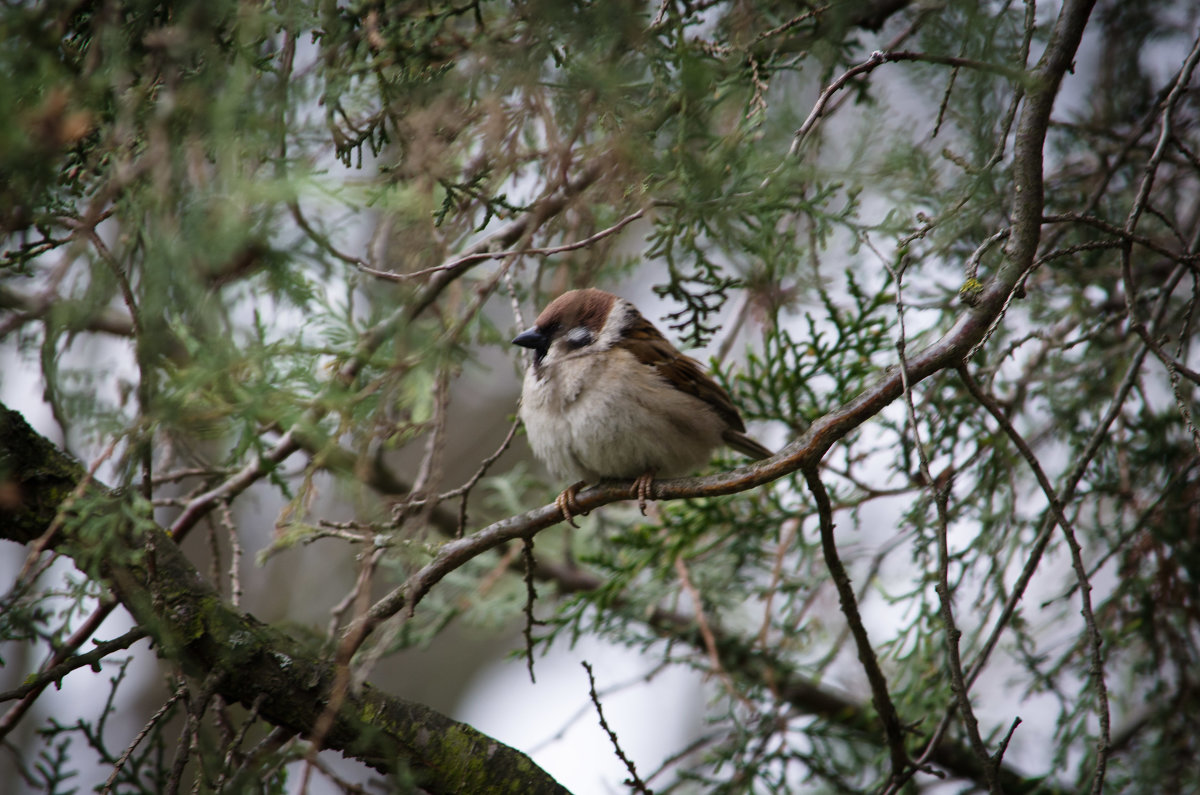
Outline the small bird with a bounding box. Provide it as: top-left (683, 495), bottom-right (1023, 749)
top-left (513, 288), bottom-right (772, 524)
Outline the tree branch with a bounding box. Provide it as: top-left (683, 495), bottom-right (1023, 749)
top-left (803, 465), bottom-right (909, 778)
top-left (0, 404), bottom-right (569, 795)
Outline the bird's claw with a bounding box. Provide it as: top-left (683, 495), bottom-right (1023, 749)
top-left (555, 481), bottom-right (587, 527)
top-left (631, 471), bottom-right (656, 516)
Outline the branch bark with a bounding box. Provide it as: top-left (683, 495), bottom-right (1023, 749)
top-left (0, 404), bottom-right (568, 795)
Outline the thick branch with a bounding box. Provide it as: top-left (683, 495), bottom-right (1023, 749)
top-left (0, 404), bottom-right (568, 795)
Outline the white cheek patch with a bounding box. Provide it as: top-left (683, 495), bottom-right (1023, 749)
top-left (594, 300), bottom-right (635, 349)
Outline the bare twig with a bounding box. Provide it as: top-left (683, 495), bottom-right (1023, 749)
top-left (448, 417), bottom-right (522, 536)
top-left (958, 366), bottom-right (1111, 793)
top-left (882, 253), bottom-right (999, 794)
top-left (102, 683), bottom-right (187, 794)
top-left (1043, 212), bottom-right (1200, 265)
top-left (802, 465), bottom-right (909, 779)
top-left (755, 516), bottom-right (801, 651)
top-left (219, 500), bottom-right (243, 608)
top-left (213, 693), bottom-right (268, 793)
top-left (785, 49), bottom-right (1023, 159)
top-left (752, 4), bottom-right (831, 45)
top-left (0, 628), bottom-right (148, 703)
top-left (582, 661), bottom-right (653, 795)
top-left (521, 537), bottom-right (540, 683)
top-left (1120, 31), bottom-right (1200, 392)
top-left (165, 673), bottom-right (220, 795)
top-left (671, 554), bottom-right (751, 712)
top-left (357, 207), bottom-right (646, 283)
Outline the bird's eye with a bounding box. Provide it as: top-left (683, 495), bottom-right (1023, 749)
top-left (565, 327), bottom-right (593, 349)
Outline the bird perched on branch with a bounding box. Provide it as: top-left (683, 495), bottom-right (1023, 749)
top-left (513, 288), bottom-right (772, 525)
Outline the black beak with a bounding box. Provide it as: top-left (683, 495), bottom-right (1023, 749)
top-left (512, 327), bottom-right (549, 363)
top-left (512, 327), bottom-right (547, 350)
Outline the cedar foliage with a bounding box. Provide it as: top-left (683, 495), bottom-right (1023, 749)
top-left (2, 1), bottom-right (1199, 793)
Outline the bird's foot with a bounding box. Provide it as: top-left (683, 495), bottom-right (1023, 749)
top-left (631, 471), bottom-right (657, 516)
top-left (555, 481), bottom-right (587, 527)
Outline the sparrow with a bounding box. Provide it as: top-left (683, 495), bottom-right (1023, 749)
top-left (512, 288), bottom-right (772, 525)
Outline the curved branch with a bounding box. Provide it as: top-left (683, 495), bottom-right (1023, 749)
top-left (356, 262), bottom-right (1051, 634)
top-left (349, 1), bottom-right (1100, 782)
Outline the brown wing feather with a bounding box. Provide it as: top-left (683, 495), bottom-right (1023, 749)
top-left (620, 312), bottom-right (747, 433)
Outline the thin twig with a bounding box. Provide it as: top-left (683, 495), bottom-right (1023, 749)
top-left (213, 693), bottom-right (268, 793)
top-left (1120, 31), bottom-right (1200, 394)
top-left (0, 598), bottom-right (119, 743)
top-left (957, 366), bottom-right (1111, 793)
top-left (911, 326), bottom-right (1153, 778)
top-left (0, 628), bottom-right (148, 703)
top-left (801, 465), bottom-right (909, 778)
top-left (751, 4), bottom-right (831, 45)
top-left (88, 228), bottom-right (153, 502)
top-left (521, 537), bottom-right (540, 683)
top-left (883, 254), bottom-right (999, 794)
top-left (448, 417), bottom-right (522, 536)
top-left (755, 516), bottom-right (801, 651)
top-left (785, 49), bottom-right (1023, 159)
top-left (165, 673), bottom-right (220, 795)
top-left (220, 500), bottom-right (243, 608)
top-left (305, 545), bottom-right (382, 786)
top-left (358, 207), bottom-right (646, 283)
top-left (582, 661), bottom-right (653, 795)
top-left (671, 555), bottom-right (751, 711)
top-left (527, 662), bottom-right (672, 755)
top-left (101, 683), bottom-right (187, 794)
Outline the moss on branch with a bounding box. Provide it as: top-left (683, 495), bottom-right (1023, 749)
top-left (0, 404), bottom-right (568, 795)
